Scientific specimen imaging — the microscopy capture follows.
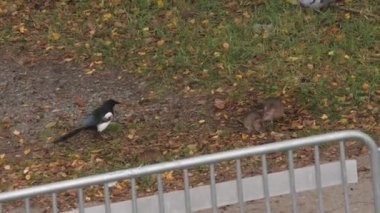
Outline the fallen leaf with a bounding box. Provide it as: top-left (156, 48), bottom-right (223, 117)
top-left (222, 42), bottom-right (229, 49)
top-left (48, 32), bottom-right (61, 41)
top-left (23, 167), bottom-right (29, 174)
top-left (127, 134), bottom-right (134, 139)
top-left (198, 119), bottom-right (206, 124)
top-left (235, 74), bottom-right (243, 80)
top-left (156, 0), bottom-right (164, 7)
top-left (187, 144), bottom-right (197, 155)
top-left (23, 148), bottom-right (31, 155)
top-left (0, 154), bottom-right (4, 159)
top-left (102, 12), bottom-right (112, 21)
top-left (362, 82), bottom-right (369, 91)
top-left (215, 87), bottom-right (224, 93)
top-left (13, 130), bottom-right (20, 136)
top-left (214, 99), bottom-right (226, 110)
top-left (213, 52), bottom-right (221, 57)
top-left (162, 171), bottom-right (174, 181)
top-left (157, 39), bottom-right (165, 46)
top-left (18, 24), bottom-right (26, 33)
top-left (25, 174), bottom-right (31, 180)
top-left (45, 121), bottom-right (57, 128)
top-left (241, 133), bottom-right (249, 140)
top-left (4, 165), bottom-right (11, 170)
top-left (321, 114), bottom-right (329, 120)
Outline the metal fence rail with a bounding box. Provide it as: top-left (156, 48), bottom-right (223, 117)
top-left (0, 130), bottom-right (379, 212)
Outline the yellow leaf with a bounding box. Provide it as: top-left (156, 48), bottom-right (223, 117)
top-left (198, 119), bottom-right (206, 124)
top-left (362, 82), bottom-right (369, 91)
top-left (49, 32), bottom-right (61, 41)
top-left (138, 51), bottom-right (146, 56)
top-left (24, 148), bottom-right (31, 155)
top-left (4, 165), bottom-right (11, 170)
top-left (156, 0), bottom-right (164, 8)
top-left (321, 114), bottom-right (329, 120)
top-left (287, 56), bottom-right (299, 62)
top-left (18, 24), bottom-right (26, 33)
top-left (102, 12), bottom-right (112, 21)
top-left (127, 134), bottom-right (134, 139)
top-left (235, 74), bottom-right (243, 80)
top-left (25, 174), bottom-right (31, 180)
top-left (344, 13), bottom-right (351, 20)
top-left (45, 121), bottom-right (57, 128)
top-left (241, 133), bottom-right (249, 140)
top-left (0, 154), bottom-right (4, 159)
top-left (85, 68), bottom-right (95, 75)
top-left (157, 39), bottom-right (165, 46)
top-left (213, 52), bottom-right (221, 57)
top-left (162, 171), bottom-right (174, 181)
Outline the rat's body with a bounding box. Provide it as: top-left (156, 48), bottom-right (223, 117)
top-left (243, 110), bottom-right (263, 133)
top-left (262, 97), bottom-right (285, 123)
top-left (241, 97), bottom-right (285, 133)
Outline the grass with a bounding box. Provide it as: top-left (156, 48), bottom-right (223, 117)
top-left (2, 1), bottom-right (376, 107)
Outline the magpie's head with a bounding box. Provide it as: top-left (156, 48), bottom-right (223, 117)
top-left (104, 99), bottom-right (121, 107)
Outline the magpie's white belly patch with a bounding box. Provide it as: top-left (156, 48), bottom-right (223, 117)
top-left (97, 120), bottom-right (111, 132)
top-left (97, 112), bottom-right (113, 132)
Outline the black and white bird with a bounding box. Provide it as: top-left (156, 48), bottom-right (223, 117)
top-left (53, 99), bottom-right (120, 143)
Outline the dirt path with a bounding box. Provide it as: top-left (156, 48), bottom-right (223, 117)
top-left (0, 50), bottom-right (139, 146)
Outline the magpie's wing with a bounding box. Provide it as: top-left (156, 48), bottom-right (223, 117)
top-left (80, 114), bottom-right (99, 128)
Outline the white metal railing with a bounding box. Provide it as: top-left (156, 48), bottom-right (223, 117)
top-left (0, 130), bottom-right (379, 212)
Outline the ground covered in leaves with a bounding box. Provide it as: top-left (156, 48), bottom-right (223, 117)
top-left (0, 0), bottom-right (379, 211)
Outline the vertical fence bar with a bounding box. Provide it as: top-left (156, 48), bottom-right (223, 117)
top-left (183, 169), bottom-right (191, 213)
top-left (287, 150), bottom-right (298, 213)
top-left (104, 183), bottom-right (111, 213)
top-left (78, 188), bottom-right (84, 213)
top-left (24, 198), bottom-right (30, 213)
top-left (209, 164), bottom-right (217, 213)
top-left (0, 202), bottom-right (2, 213)
top-left (314, 145), bottom-right (324, 213)
top-left (261, 154), bottom-right (271, 213)
top-left (131, 178), bottom-right (137, 213)
top-left (339, 141), bottom-right (350, 213)
top-left (236, 159), bottom-right (244, 213)
top-left (52, 193), bottom-right (58, 213)
top-left (157, 174), bottom-right (165, 213)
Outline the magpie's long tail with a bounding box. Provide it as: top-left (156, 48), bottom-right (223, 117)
top-left (53, 127), bottom-right (85, 143)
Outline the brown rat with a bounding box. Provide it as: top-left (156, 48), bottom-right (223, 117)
top-left (242, 109), bottom-right (264, 133)
top-left (262, 97), bottom-right (285, 123)
top-left (241, 97), bottom-right (284, 133)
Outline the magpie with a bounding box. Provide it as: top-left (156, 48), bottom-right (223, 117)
top-left (53, 99), bottom-right (120, 143)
